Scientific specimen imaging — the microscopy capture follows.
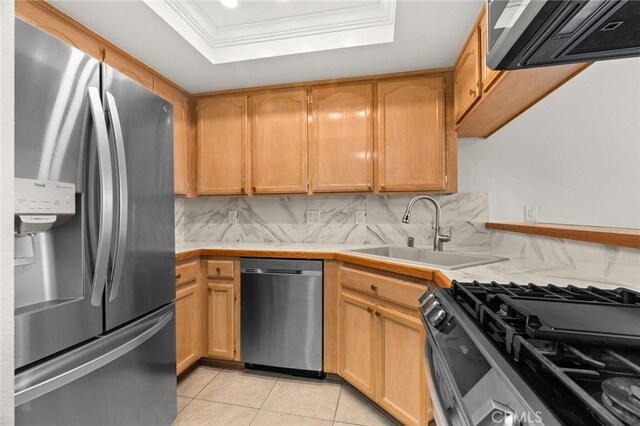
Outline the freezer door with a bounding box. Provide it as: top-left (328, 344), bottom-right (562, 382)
top-left (15, 304), bottom-right (177, 426)
top-left (102, 64), bottom-right (175, 330)
top-left (14, 18), bottom-right (104, 368)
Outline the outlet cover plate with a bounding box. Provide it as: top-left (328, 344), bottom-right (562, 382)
top-left (228, 210), bottom-right (238, 224)
top-left (306, 210), bottom-right (321, 225)
top-left (524, 205), bottom-right (537, 222)
top-left (355, 210), bottom-right (366, 224)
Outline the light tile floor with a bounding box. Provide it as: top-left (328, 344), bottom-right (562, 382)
top-left (174, 364), bottom-right (399, 426)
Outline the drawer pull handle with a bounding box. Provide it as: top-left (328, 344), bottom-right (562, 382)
top-left (375, 310), bottom-right (382, 317)
top-left (175, 273), bottom-right (181, 279)
top-left (366, 307), bottom-right (373, 313)
top-left (370, 284), bottom-right (378, 291)
top-left (216, 267), bottom-right (221, 274)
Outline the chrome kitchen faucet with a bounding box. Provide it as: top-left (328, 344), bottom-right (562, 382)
top-left (402, 195), bottom-right (450, 251)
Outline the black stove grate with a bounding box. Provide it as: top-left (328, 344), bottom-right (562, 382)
top-left (451, 281), bottom-right (640, 426)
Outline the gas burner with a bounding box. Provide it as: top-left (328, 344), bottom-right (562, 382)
top-left (602, 378), bottom-right (640, 425)
top-left (451, 281), bottom-right (640, 426)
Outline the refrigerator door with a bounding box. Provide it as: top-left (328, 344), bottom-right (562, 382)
top-left (15, 304), bottom-right (177, 426)
top-left (102, 65), bottom-right (175, 331)
top-left (14, 18), bottom-right (104, 369)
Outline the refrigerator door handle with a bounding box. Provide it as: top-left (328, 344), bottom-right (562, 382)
top-left (14, 308), bottom-right (174, 407)
top-left (104, 91), bottom-right (128, 302)
top-left (87, 87), bottom-right (114, 307)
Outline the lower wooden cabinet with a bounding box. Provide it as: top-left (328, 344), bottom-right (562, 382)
top-left (205, 258), bottom-right (241, 361)
top-left (207, 282), bottom-right (237, 359)
top-left (339, 293), bottom-right (376, 396)
top-left (175, 260), bottom-right (201, 375)
top-left (338, 267), bottom-right (432, 426)
top-left (377, 306), bottom-right (430, 425)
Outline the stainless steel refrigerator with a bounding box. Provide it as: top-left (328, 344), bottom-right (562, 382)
top-left (13, 18), bottom-right (176, 425)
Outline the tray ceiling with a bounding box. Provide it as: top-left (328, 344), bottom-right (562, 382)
top-left (142, 0), bottom-right (397, 64)
top-left (47, 0), bottom-right (484, 93)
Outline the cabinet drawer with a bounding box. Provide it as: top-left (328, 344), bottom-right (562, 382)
top-left (207, 260), bottom-right (234, 279)
top-left (340, 266), bottom-right (426, 309)
top-left (176, 260), bottom-right (199, 286)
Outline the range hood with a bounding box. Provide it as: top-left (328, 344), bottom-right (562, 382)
top-left (487, 0), bottom-right (640, 70)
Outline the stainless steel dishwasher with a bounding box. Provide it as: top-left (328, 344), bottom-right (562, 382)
top-left (241, 258), bottom-right (323, 374)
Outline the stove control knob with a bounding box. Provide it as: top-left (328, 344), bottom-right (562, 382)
top-left (428, 308), bottom-right (447, 328)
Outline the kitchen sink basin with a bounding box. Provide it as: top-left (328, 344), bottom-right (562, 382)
top-left (344, 246), bottom-right (508, 270)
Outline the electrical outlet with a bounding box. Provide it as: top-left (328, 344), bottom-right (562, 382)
top-left (228, 210), bottom-right (238, 224)
top-left (524, 205), bottom-right (537, 222)
top-left (355, 210), bottom-right (366, 225)
top-left (306, 210), bottom-right (321, 225)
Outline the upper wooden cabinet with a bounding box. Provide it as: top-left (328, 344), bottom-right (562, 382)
top-left (197, 96), bottom-right (247, 195)
top-left (250, 90), bottom-right (309, 194)
top-left (16, 1), bottom-right (103, 60)
top-left (478, 9), bottom-right (502, 94)
top-left (377, 76), bottom-right (447, 192)
top-left (455, 5), bottom-right (589, 138)
top-left (154, 79), bottom-right (192, 196)
top-left (104, 49), bottom-right (154, 91)
top-left (454, 28), bottom-right (481, 122)
top-left (309, 84), bottom-right (374, 193)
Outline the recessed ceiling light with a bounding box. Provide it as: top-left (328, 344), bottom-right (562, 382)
top-left (220, 0), bottom-right (238, 9)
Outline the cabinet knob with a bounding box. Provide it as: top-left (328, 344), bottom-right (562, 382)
top-left (371, 284), bottom-right (378, 291)
top-left (375, 310), bottom-right (382, 317)
top-left (216, 267), bottom-right (221, 274)
top-left (175, 273), bottom-right (181, 279)
top-left (469, 89), bottom-right (476, 96)
top-left (367, 307), bottom-right (374, 313)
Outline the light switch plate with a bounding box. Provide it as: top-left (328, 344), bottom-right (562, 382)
top-left (524, 205), bottom-right (537, 222)
top-left (228, 210), bottom-right (238, 224)
top-left (355, 210), bottom-right (366, 224)
top-left (306, 210), bottom-right (321, 225)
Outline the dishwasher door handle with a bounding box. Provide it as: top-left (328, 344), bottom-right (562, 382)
top-left (241, 268), bottom-right (322, 276)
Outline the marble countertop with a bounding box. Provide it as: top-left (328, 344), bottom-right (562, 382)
top-left (176, 242), bottom-right (628, 290)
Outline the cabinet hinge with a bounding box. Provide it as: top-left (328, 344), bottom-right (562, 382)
top-left (233, 343), bottom-right (237, 353)
top-left (445, 175), bottom-right (448, 185)
top-left (307, 94), bottom-right (313, 104)
top-left (234, 290), bottom-right (237, 302)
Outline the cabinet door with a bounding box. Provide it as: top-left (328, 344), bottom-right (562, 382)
top-left (250, 89), bottom-right (308, 194)
top-left (155, 79), bottom-right (191, 196)
top-left (454, 28), bottom-right (481, 122)
top-left (339, 292), bottom-right (376, 397)
top-left (207, 282), bottom-right (236, 360)
top-left (376, 306), bottom-right (428, 426)
top-left (377, 77), bottom-right (446, 192)
top-left (176, 282), bottom-right (200, 375)
top-left (309, 84), bottom-right (373, 192)
top-left (479, 9), bottom-right (502, 93)
top-left (197, 96), bottom-right (247, 195)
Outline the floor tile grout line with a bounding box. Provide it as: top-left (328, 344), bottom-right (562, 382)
top-left (332, 385), bottom-right (343, 423)
top-left (258, 375), bottom-right (279, 410)
top-left (190, 368), bottom-right (222, 400)
top-left (257, 406), bottom-right (338, 424)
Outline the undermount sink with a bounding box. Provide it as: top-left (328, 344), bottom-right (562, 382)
top-left (344, 246), bottom-right (508, 270)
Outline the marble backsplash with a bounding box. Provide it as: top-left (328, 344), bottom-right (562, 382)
top-left (175, 192), bottom-right (640, 289)
top-left (175, 192), bottom-right (490, 247)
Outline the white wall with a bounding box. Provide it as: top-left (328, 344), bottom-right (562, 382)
top-left (0, 0), bottom-right (14, 423)
top-left (458, 58), bottom-right (640, 229)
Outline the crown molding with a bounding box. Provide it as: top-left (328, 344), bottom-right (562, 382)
top-left (143, 0), bottom-right (396, 64)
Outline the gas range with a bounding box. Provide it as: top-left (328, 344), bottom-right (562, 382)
top-left (420, 281), bottom-right (640, 426)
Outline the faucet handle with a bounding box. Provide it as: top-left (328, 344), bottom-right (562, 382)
top-left (440, 227), bottom-right (452, 242)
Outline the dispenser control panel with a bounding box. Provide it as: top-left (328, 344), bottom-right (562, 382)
top-left (15, 178), bottom-right (75, 233)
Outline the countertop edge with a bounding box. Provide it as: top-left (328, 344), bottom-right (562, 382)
top-left (176, 247), bottom-right (453, 286)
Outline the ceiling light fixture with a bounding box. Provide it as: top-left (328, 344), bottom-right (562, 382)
top-left (220, 0), bottom-right (238, 9)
